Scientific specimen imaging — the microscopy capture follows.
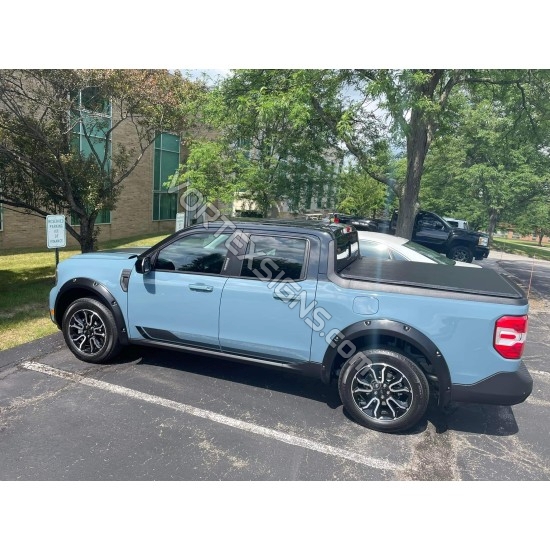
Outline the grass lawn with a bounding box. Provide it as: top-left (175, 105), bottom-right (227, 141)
top-left (493, 238), bottom-right (550, 261)
top-left (0, 233), bottom-right (169, 351)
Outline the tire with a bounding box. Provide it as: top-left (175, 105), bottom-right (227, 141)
top-left (448, 245), bottom-right (473, 263)
top-left (62, 297), bottom-right (122, 364)
top-left (338, 348), bottom-right (430, 433)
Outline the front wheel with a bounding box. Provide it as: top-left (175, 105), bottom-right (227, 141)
top-left (338, 348), bottom-right (430, 433)
top-left (62, 297), bottom-right (122, 363)
top-left (448, 245), bottom-right (473, 263)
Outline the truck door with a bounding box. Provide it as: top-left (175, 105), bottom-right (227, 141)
top-left (413, 212), bottom-right (449, 252)
top-left (127, 230), bottom-right (231, 350)
top-left (219, 233), bottom-right (319, 363)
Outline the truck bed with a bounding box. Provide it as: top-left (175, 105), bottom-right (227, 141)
top-left (339, 258), bottom-right (526, 302)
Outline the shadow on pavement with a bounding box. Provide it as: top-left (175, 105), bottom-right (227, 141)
top-left (113, 344), bottom-right (344, 410)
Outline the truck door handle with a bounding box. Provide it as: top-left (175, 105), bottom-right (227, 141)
top-left (273, 294), bottom-right (299, 303)
top-left (189, 284), bottom-right (214, 293)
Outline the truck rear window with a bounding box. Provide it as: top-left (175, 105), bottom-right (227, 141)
top-left (335, 228), bottom-right (360, 272)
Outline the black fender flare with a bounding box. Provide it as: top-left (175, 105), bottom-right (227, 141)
top-left (54, 278), bottom-right (129, 345)
top-left (321, 318), bottom-right (452, 406)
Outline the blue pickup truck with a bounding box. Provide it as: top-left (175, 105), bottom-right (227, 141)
top-left (49, 220), bottom-right (532, 432)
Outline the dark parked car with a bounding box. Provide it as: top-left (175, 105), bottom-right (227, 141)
top-left (390, 210), bottom-right (490, 263)
top-left (325, 213), bottom-right (378, 231)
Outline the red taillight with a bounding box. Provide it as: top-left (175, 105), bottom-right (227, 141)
top-left (494, 315), bottom-right (528, 359)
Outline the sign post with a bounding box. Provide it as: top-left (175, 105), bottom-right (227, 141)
top-left (46, 214), bottom-right (67, 267)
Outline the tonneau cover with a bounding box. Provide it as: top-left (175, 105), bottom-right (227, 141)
top-left (339, 258), bottom-right (525, 300)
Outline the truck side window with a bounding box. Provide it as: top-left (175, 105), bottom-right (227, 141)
top-left (155, 232), bottom-right (228, 274)
top-left (240, 235), bottom-right (307, 281)
top-left (419, 214), bottom-right (445, 231)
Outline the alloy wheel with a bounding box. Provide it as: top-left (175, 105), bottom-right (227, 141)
top-left (68, 308), bottom-right (107, 355)
top-left (351, 362), bottom-right (413, 422)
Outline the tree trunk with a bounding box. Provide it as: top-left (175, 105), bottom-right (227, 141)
top-left (395, 108), bottom-right (430, 239)
top-left (488, 209), bottom-right (499, 245)
top-left (539, 233), bottom-right (543, 246)
top-left (77, 214), bottom-right (98, 253)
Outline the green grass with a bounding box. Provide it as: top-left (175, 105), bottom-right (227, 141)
top-left (493, 237), bottom-right (550, 261)
top-left (0, 232), bottom-right (169, 351)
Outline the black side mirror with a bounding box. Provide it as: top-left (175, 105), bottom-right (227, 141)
top-left (135, 256), bottom-right (152, 274)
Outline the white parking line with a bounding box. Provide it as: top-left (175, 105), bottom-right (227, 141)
top-left (20, 361), bottom-right (401, 472)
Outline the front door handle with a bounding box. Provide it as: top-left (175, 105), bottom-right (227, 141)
top-left (189, 283), bottom-right (214, 293)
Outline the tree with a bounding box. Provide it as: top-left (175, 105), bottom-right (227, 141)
top-left (336, 165), bottom-right (391, 217)
top-left (420, 82), bottom-right (550, 239)
top-left (230, 70), bottom-right (549, 238)
top-left (0, 70), bottom-right (203, 251)
top-left (515, 194), bottom-right (550, 245)
top-left (176, 70), bottom-right (341, 218)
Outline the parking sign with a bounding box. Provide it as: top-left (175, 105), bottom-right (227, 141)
top-left (46, 215), bottom-right (66, 249)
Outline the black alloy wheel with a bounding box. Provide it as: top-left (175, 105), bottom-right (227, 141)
top-left (338, 348), bottom-right (430, 433)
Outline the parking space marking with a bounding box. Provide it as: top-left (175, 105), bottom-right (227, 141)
top-left (21, 361), bottom-right (401, 472)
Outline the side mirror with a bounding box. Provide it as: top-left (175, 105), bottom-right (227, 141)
top-left (135, 256), bottom-right (152, 274)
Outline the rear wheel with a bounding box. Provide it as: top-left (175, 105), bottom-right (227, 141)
top-left (448, 245), bottom-right (473, 263)
top-left (338, 348), bottom-right (430, 433)
top-left (62, 297), bottom-right (121, 363)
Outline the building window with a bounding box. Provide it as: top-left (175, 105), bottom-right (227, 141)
top-left (70, 88), bottom-right (112, 225)
top-left (153, 133), bottom-right (180, 221)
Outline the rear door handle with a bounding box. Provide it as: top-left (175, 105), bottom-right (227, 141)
top-left (189, 283), bottom-right (214, 293)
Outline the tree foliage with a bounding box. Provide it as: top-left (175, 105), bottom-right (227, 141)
top-left (192, 70), bottom-right (550, 239)
top-left (176, 70), bottom-right (341, 218)
top-left (514, 191), bottom-right (550, 245)
top-left (336, 165), bottom-right (392, 217)
top-left (0, 69), bottom-right (203, 251)
top-left (420, 79), bottom-right (550, 239)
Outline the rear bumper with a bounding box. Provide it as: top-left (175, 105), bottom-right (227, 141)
top-left (450, 362), bottom-right (532, 406)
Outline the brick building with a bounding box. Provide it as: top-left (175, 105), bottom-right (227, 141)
top-left (0, 105), bottom-right (187, 251)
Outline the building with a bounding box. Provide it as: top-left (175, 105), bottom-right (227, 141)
top-left (0, 86), bottom-right (188, 251)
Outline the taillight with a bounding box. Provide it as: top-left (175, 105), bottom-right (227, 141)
top-left (494, 315), bottom-right (528, 359)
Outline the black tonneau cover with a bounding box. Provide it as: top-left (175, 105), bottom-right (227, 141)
top-left (339, 258), bottom-right (525, 300)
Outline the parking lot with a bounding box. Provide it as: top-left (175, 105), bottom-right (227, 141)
top-left (1, 252), bottom-right (549, 481)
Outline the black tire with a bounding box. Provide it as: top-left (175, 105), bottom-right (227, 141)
top-left (448, 245), bottom-right (473, 263)
top-left (62, 297), bottom-right (122, 363)
top-left (338, 348), bottom-right (430, 433)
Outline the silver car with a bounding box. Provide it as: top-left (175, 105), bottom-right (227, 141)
top-left (357, 231), bottom-right (481, 267)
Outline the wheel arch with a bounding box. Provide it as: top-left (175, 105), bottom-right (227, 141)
top-left (321, 319), bottom-right (452, 406)
top-left (448, 240), bottom-right (475, 253)
top-left (54, 278), bottom-right (129, 345)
